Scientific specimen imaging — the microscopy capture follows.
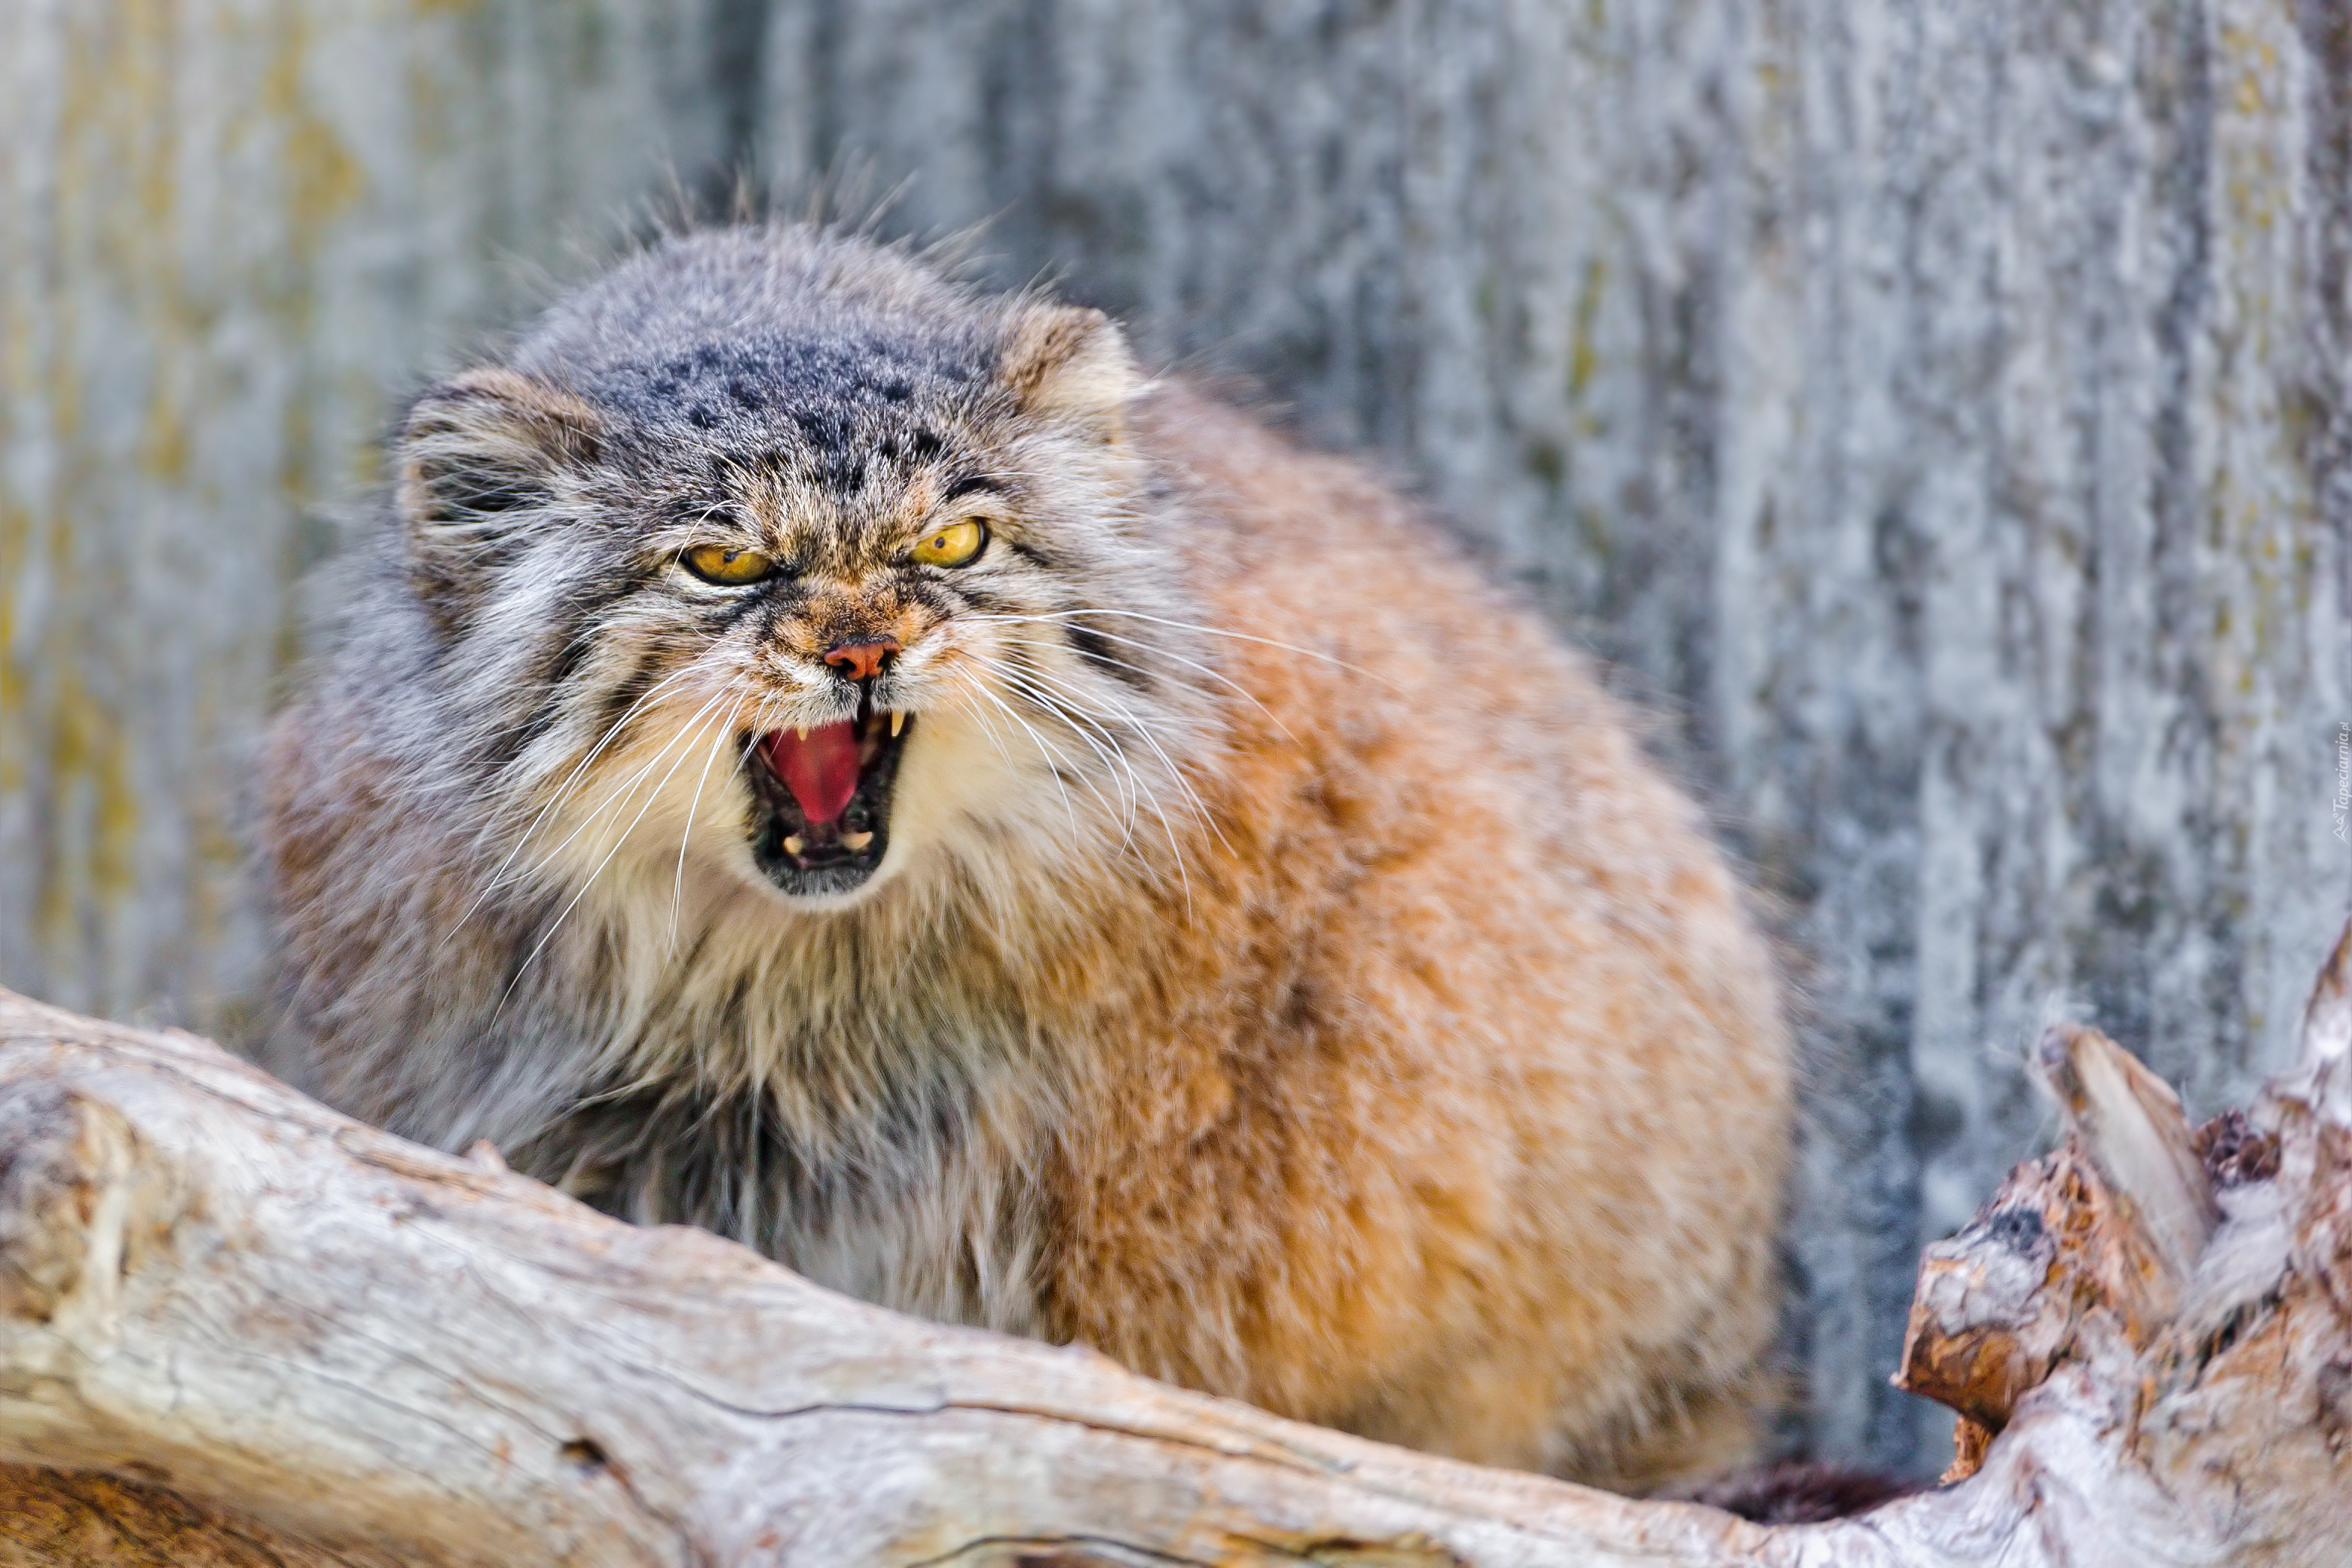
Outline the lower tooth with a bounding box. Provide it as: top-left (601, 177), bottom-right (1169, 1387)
top-left (783, 835), bottom-right (805, 855)
top-left (840, 830), bottom-right (873, 851)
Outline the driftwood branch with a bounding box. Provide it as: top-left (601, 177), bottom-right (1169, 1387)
top-left (5, 924), bottom-right (2352, 1564)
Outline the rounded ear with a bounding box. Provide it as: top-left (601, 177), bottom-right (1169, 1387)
top-left (995, 305), bottom-right (1140, 445)
top-left (395, 367), bottom-right (604, 628)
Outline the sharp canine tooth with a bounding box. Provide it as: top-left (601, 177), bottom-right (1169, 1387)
top-left (889, 711), bottom-right (906, 738)
top-left (841, 830), bottom-right (873, 851)
top-left (782, 835), bottom-right (804, 855)
top-left (794, 725), bottom-right (809, 741)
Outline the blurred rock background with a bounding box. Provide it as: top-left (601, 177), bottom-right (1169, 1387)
top-left (3, 0), bottom-right (2346, 1477)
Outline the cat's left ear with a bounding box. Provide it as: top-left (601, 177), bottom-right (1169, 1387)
top-left (395, 367), bottom-right (605, 631)
top-left (396, 367), bottom-right (604, 529)
top-left (996, 305), bottom-right (1140, 445)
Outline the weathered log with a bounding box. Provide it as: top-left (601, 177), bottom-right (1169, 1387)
top-left (3, 925), bottom-right (2351, 1564)
top-left (1895, 916), bottom-right (2352, 1525)
top-left (1891, 1022), bottom-right (2216, 1445)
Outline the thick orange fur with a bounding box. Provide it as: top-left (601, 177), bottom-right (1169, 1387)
top-left (1026, 390), bottom-right (1791, 1483)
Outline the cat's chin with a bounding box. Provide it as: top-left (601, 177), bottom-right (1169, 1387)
top-left (757, 857), bottom-right (885, 903)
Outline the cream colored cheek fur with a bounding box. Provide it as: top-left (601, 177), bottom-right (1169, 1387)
top-left (528, 628), bottom-right (1138, 919)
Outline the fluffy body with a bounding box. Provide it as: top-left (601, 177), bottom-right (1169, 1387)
top-left (263, 225), bottom-right (1793, 1487)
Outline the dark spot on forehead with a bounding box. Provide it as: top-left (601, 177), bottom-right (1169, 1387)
top-left (616, 332), bottom-right (956, 417)
top-left (792, 407), bottom-right (852, 448)
top-left (941, 473), bottom-right (998, 503)
top-left (1981, 1206), bottom-right (2045, 1254)
top-left (590, 324), bottom-right (998, 500)
top-left (779, 405), bottom-right (872, 494)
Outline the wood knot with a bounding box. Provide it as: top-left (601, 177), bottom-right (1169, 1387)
top-left (0, 1081), bottom-right (141, 1322)
top-left (2192, 1108), bottom-right (2281, 1187)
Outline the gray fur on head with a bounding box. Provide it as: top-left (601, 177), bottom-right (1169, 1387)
top-left (266, 225), bottom-right (1211, 1331)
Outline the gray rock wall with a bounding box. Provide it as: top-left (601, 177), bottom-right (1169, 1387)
top-left (0, 0), bottom-right (742, 1033)
top-left (3, 0), bottom-right (2345, 1476)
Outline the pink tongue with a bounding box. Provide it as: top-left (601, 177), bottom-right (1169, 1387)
top-left (763, 723), bottom-right (861, 825)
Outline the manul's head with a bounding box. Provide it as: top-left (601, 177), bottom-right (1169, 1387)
top-left (390, 225), bottom-right (1205, 912)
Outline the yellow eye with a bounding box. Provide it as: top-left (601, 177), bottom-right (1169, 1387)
top-left (681, 543), bottom-right (775, 585)
top-left (910, 518), bottom-right (988, 568)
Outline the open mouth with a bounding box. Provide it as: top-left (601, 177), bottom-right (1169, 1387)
top-left (744, 696), bottom-right (911, 897)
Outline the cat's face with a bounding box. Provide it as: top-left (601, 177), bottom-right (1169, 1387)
top-left (392, 271), bottom-right (1200, 913)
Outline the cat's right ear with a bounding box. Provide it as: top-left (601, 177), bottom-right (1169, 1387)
top-left (394, 367), bottom-right (604, 627)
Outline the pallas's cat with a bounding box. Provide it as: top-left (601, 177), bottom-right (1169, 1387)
top-left (264, 225), bottom-right (1792, 1487)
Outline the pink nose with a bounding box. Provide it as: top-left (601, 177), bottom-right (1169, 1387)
top-left (823, 638), bottom-right (899, 682)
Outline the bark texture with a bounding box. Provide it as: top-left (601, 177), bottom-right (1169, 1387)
top-left (5, 928), bottom-right (2352, 1563)
top-left (0, 1466), bottom-right (357, 1568)
top-left (4, 0), bottom-right (2348, 1480)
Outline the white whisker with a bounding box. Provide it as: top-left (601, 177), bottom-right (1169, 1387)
top-left (439, 658), bottom-right (720, 948)
top-left (993, 677), bottom-right (1149, 848)
top-left (947, 669), bottom-right (1085, 837)
top-left (960, 656), bottom-right (1195, 911)
top-left (968, 607), bottom-right (1392, 686)
top-left (492, 687), bottom-right (743, 1014)
top-left (982, 620), bottom-right (1298, 742)
top-left (505, 684), bottom-right (739, 896)
top-left (669, 689), bottom-right (751, 949)
top-left (998, 657), bottom-right (1228, 857)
